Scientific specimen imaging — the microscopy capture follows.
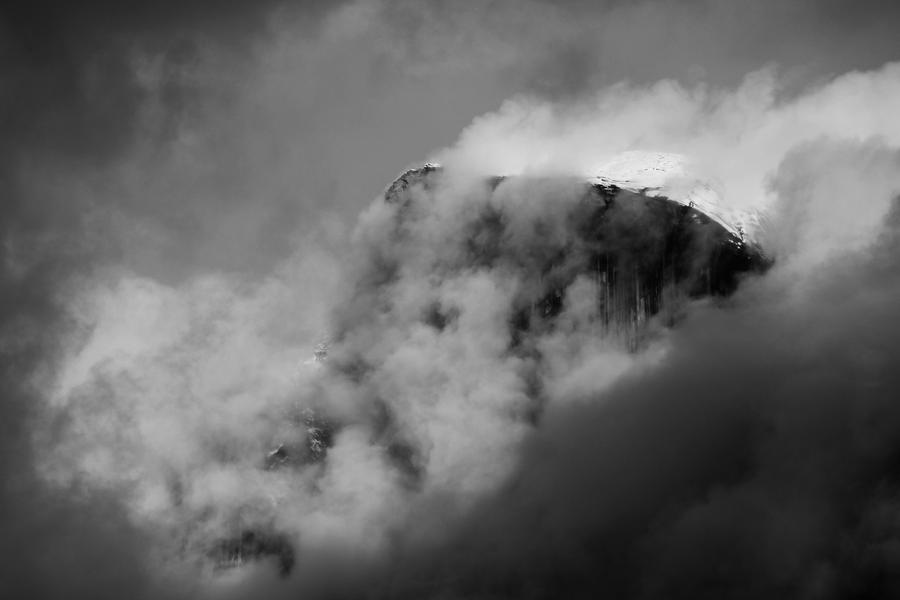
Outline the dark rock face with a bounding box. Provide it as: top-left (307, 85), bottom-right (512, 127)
top-left (264, 410), bottom-right (334, 472)
top-left (211, 530), bottom-right (295, 576)
top-left (382, 165), bottom-right (769, 348)
top-left (213, 413), bottom-right (332, 576)
top-left (212, 163), bottom-right (770, 577)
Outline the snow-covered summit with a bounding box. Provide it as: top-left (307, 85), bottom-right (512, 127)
top-left (399, 152), bottom-right (765, 247)
top-left (588, 151), bottom-right (764, 245)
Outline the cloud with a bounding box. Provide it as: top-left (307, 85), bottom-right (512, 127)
top-left (438, 62), bottom-right (900, 217)
top-left (4, 1), bottom-right (900, 598)
top-left (378, 141), bottom-right (900, 599)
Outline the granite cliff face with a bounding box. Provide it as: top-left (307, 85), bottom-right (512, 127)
top-left (379, 160), bottom-right (768, 349)
top-left (216, 155), bottom-right (770, 574)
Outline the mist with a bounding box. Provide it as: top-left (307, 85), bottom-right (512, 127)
top-left (3, 1), bottom-right (900, 598)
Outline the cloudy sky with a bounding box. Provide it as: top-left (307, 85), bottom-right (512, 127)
top-left (2, 1), bottom-right (900, 598)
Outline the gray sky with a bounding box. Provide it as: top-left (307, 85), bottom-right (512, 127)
top-left (3, 0), bottom-right (899, 279)
top-left (2, 1), bottom-right (900, 598)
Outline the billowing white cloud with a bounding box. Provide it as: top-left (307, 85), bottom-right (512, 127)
top-left (33, 51), bottom-right (900, 597)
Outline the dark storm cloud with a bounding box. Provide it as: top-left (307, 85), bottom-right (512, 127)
top-left (0, 0), bottom-right (337, 158)
top-left (548, 0), bottom-right (900, 93)
top-left (0, 0), bottom-right (342, 270)
top-left (373, 0), bottom-right (900, 99)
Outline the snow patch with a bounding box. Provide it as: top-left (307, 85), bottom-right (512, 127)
top-left (589, 151), bottom-right (765, 244)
